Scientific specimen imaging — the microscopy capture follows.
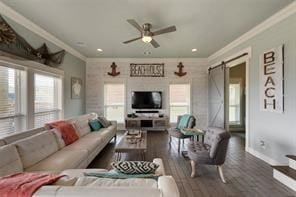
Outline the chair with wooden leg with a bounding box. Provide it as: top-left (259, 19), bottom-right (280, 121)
top-left (168, 115), bottom-right (196, 153)
top-left (188, 127), bottom-right (230, 183)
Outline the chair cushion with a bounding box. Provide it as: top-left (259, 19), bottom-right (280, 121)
top-left (13, 131), bottom-right (59, 169)
top-left (26, 149), bottom-right (88, 172)
top-left (168, 128), bottom-right (190, 139)
top-left (187, 142), bottom-right (212, 164)
top-left (0, 145), bottom-right (23, 177)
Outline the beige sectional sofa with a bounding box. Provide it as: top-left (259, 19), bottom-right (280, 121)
top-left (0, 113), bottom-right (180, 197)
top-left (0, 113), bottom-right (117, 175)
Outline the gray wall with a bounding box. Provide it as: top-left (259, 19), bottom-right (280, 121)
top-left (209, 13), bottom-right (296, 164)
top-left (3, 16), bottom-right (86, 118)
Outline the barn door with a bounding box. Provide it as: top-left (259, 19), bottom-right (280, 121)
top-left (208, 65), bottom-right (228, 129)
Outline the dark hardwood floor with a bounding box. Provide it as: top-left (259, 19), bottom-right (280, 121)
top-left (88, 131), bottom-right (296, 197)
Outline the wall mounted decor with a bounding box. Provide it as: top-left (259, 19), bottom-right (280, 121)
top-left (174, 62), bottom-right (187, 77)
top-left (130, 63), bottom-right (164, 77)
top-left (0, 15), bottom-right (65, 67)
top-left (259, 44), bottom-right (284, 113)
top-left (107, 62), bottom-right (120, 77)
top-left (71, 77), bottom-right (82, 99)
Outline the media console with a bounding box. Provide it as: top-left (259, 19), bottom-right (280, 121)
top-left (125, 116), bottom-right (169, 131)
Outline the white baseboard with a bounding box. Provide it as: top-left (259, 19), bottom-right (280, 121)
top-left (273, 169), bottom-right (296, 191)
top-left (246, 147), bottom-right (281, 165)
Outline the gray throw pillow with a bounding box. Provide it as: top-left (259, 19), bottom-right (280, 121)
top-left (97, 116), bottom-right (111, 128)
top-left (111, 161), bottom-right (159, 174)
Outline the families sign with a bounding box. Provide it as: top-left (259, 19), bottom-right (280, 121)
top-left (260, 45), bottom-right (284, 113)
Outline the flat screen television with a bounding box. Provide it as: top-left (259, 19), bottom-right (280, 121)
top-left (132, 91), bottom-right (162, 109)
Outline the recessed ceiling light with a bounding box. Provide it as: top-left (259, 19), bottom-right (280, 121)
top-left (97, 48), bottom-right (103, 52)
top-left (192, 48), bottom-right (197, 52)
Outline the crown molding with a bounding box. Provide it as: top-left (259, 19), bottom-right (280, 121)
top-left (86, 58), bottom-right (208, 65)
top-left (0, 2), bottom-right (87, 62)
top-left (208, 1), bottom-right (296, 62)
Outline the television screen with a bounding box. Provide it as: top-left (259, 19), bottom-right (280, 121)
top-left (132, 91), bottom-right (162, 109)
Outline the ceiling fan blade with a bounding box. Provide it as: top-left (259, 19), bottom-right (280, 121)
top-left (150, 39), bottom-right (160, 48)
top-left (123, 37), bottom-right (142, 44)
top-left (152, 26), bottom-right (176, 36)
top-left (127, 19), bottom-right (143, 32)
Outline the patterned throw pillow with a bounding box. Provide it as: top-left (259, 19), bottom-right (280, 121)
top-left (111, 161), bottom-right (159, 174)
top-left (97, 117), bottom-right (111, 128)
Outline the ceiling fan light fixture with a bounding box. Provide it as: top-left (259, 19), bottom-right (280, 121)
top-left (142, 36), bottom-right (152, 43)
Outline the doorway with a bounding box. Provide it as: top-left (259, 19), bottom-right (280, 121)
top-left (227, 63), bottom-right (246, 146)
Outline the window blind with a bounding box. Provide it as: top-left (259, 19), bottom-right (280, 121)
top-left (0, 66), bottom-right (25, 136)
top-left (104, 84), bottom-right (125, 123)
top-left (34, 73), bottom-right (61, 127)
top-left (169, 84), bottom-right (191, 123)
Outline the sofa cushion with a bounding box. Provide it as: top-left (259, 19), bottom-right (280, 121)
top-left (0, 145), bottom-right (23, 177)
top-left (2, 127), bottom-right (46, 144)
top-left (74, 119), bottom-right (91, 137)
top-left (97, 117), bottom-right (111, 128)
top-left (75, 176), bottom-right (158, 188)
top-left (26, 149), bottom-right (88, 172)
top-left (13, 131), bottom-right (59, 169)
top-left (83, 127), bottom-right (115, 143)
top-left (51, 129), bottom-right (66, 149)
top-left (62, 137), bottom-right (102, 153)
top-left (0, 140), bottom-right (5, 147)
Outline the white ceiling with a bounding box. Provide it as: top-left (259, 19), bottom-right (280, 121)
top-left (1, 0), bottom-right (294, 58)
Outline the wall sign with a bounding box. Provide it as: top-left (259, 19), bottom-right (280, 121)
top-left (260, 45), bottom-right (284, 113)
top-left (130, 63), bottom-right (164, 77)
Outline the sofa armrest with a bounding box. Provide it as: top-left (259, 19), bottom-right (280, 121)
top-left (35, 186), bottom-right (161, 197)
top-left (153, 158), bottom-right (165, 175)
top-left (110, 120), bottom-right (117, 128)
top-left (158, 176), bottom-right (180, 197)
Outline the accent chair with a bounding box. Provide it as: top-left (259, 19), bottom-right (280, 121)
top-left (187, 127), bottom-right (230, 183)
top-left (168, 115), bottom-right (196, 152)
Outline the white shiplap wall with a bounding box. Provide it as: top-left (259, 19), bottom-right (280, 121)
top-left (86, 58), bottom-right (209, 129)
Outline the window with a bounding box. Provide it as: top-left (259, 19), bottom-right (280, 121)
top-left (104, 84), bottom-right (125, 123)
top-left (0, 65), bottom-right (26, 136)
top-left (229, 81), bottom-right (241, 125)
top-left (34, 73), bottom-right (62, 127)
top-left (169, 84), bottom-right (191, 123)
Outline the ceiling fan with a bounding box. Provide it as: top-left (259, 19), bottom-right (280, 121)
top-left (123, 19), bottom-right (177, 48)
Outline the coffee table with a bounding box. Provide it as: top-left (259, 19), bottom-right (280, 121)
top-left (115, 130), bottom-right (147, 161)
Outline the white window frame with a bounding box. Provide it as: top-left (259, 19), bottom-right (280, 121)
top-left (33, 71), bottom-right (63, 127)
top-left (229, 78), bottom-right (243, 125)
top-left (103, 82), bottom-right (126, 123)
top-left (0, 57), bottom-right (64, 134)
top-left (169, 83), bottom-right (191, 123)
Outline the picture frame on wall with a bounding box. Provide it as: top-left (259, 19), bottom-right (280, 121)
top-left (71, 77), bottom-right (82, 99)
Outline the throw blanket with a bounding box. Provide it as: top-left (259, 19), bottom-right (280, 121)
top-left (46, 120), bottom-right (79, 145)
top-left (0, 172), bottom-right (64, 197)
top-left (177, 114), bottom-right (191, 129)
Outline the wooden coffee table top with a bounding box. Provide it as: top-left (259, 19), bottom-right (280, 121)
top-left (115, 130), bottom-right (147, 152)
